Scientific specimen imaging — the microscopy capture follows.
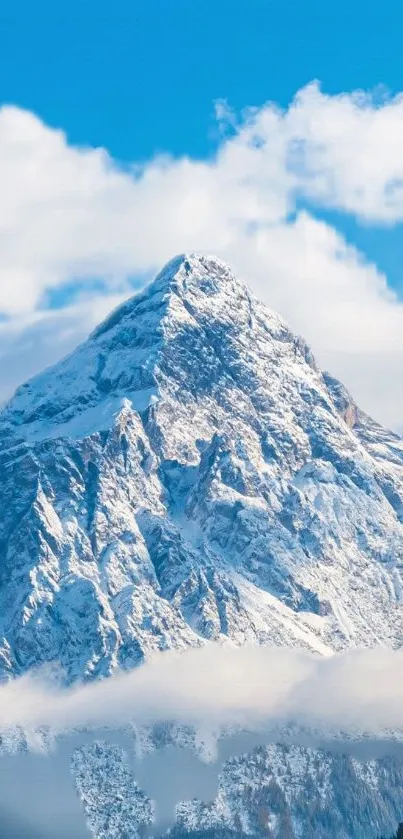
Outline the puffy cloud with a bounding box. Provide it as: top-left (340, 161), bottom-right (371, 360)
top-left (1, 83), bottom-right (403, 426)
top-left (283, 84), bottom-right (403, 220)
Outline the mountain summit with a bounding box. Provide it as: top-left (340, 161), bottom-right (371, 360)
top-left (1, 253), bottom-right (403, 681)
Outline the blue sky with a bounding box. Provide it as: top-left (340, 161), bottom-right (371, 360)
top-left (1, 0), bottom-right (403, 426)
top-left (1, 0), bottom-right (403, 289)
top-left (2, 0), bottom-right (403, 158)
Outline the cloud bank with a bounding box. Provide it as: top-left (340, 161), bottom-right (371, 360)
top-left (2, 83), bottom-right (403, 425)
top-left (1, 644), bottom-right (403, 744)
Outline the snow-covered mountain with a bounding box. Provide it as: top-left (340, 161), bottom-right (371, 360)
top-left (1, 252), bottom-right (403, 836)
top-left (72, 738), bottom-right (403, 839)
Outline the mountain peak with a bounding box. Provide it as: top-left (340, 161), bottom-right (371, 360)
top-left (0, 254), bottom-right (315, 444)
top-left (90, 252), bottom-right (247, 343)
top-left (147, 251), bottom-right (249, 313)
top-left (154, 252), bottom-right (238, 291)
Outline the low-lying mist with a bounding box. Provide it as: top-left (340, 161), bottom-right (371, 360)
top-left (1, 644), bottom-right (403, 739)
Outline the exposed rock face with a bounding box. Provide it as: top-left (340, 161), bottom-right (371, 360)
top-left (1, 253), bottom-right (403, 836)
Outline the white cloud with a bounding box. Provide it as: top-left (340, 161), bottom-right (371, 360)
top-left (1, 644), bottom-right (403, 741)
top-left (283, 83), bottom-right (403, 220)
top-left (1, 84), bottom-right (403, 426)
